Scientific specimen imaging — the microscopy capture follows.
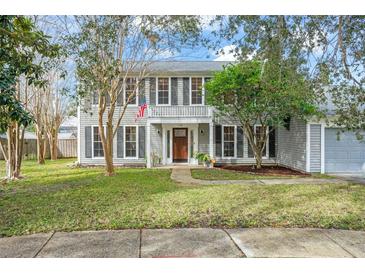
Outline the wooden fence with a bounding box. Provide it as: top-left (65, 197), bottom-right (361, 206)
top-left (0, 138), bottom-right (77, 160)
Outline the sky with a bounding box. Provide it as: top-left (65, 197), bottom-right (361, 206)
top-left (153, 16), bottom-right (238, 62)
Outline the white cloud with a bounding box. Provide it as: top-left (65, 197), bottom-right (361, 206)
top-left (213, 45), bottom-right (257, 61)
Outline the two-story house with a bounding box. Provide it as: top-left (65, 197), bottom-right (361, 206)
top-left (78, 61), bottom-right (365, 173)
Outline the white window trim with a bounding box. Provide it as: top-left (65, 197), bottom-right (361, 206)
top-left (91, 125), bottom-right (105, 159)
top-left (124, 77), bottom-right (139, 106)
top-left (124, 125), bottom-right (139, 159)
top-left (190, 77), bottom-right (205, 106)
top-left (156, 77), bottom-right (171, 106)
top-left (222, 125), bottom-right (236, 159)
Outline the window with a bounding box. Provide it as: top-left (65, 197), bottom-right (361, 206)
top-left (125, 126), bottom-right (137, 157)
top-left (191, 77), bottom-right (203, 105)
top-left (93, 126), bottom-right (104, 158)
top-left (125, 78), bottom-right (137, 105)
top-left (157, 77), bottom-right (169, 105)
top-left (223, 126), bottom-right (235, 157)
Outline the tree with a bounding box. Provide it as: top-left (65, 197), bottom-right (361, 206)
top-left (70, 16), bottom-right (201, 176)
top-left (209, 16), bottom-right (365, 136)
top-left (43, 68), bottom-right (72, 160)
top-left (0, 16), bottom-right (60, 179)
top-left (206, 61), bottom-right (318, 168)
top-left (26, 16), bottom-right (74, 163)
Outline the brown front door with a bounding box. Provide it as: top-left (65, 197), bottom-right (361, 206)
top-left (173, 128), bottom-right (188, 163)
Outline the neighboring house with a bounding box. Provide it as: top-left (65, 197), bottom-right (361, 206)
top-left (60, 116), bottom-right (78, 136)
top-left (77, 61), bottom-right (365, 173)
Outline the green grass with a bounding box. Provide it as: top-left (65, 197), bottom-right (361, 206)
top-left (0, 159), bottom-right (364, 236)
top-left (191, 168), bottom-right (337, 180)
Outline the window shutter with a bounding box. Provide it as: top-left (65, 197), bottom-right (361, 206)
top-left (85, 126), bottom-right (92, 158)
top-left (215, 125), bottom-right (222, 157)
top-left (149, 77), bottom-right (156, 105)
top-left (183, 77), bottom-right (190, 105)
top-left (269, 126), bottom-right (276, 158)
top-left (237, 126), bottom-right (244, 158)
top-left (138, 79), bottom-right (145, 104)
top-left (138, 126), bottom-right (146, 158)
top-left (171, 77), bottom-right (178, 105)
top-left (204, 77), bottom-right (211, 105)
top-left (117, 126), bottom-right (124, 158)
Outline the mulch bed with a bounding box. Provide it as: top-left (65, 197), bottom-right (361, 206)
top-left (218, 165), bottom-right (310, 176)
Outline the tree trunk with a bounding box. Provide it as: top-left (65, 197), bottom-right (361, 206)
top-left (36, 126), bottom-right (46, 164)
top-left (243, 123), bottom-right (267, 169)
top-left (48, 129), bottom-right (58, 160)
top-left (98, 96), bottom-right (115, 176)
top-left (13, 123), bottom-right (25, 178)
top-left (6, 124), bottom-right (17, 179)
top-left (254, 150), bottom-right (263, 169)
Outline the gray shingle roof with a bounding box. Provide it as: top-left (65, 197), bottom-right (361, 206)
top-left (147, 61), bottom-right (233, 73)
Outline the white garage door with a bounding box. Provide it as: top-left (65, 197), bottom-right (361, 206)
top-left (325, 128), bottom-right (365, 173)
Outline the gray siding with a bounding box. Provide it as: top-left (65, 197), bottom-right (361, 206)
top-left (276, 118), bottom-right (307, 172)
top-left (79, 103), bottom-right (147, 165)
top-left (150, 124), bottom-right (162, 162)
top-left (310, 124), bottom-right (322, 172)
top-left (171, 77), bottom-right (178, 105)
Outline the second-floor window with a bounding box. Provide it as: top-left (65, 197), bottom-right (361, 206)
top-left (125, 78), bottom-right (137, 105)
top-left (191, 77), bottom-right (203, 105)
top-left (157, 77), bottom-right (169, 105)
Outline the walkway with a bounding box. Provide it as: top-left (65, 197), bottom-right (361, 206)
top-left (171, 167), bottom-right (349, 185)
top-left (1, 228), bottom-right (364, 258)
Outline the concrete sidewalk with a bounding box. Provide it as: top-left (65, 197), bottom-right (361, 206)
top-left (1, 228), bottom-right (364, 258)
top-left (171, 167), bottom-right (349, 185)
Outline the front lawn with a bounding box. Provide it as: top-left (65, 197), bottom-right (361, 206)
top-left (0, 159), bottom-right (364, 236)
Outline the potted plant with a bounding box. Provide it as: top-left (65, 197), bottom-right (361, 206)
top-left (193, 152), bottom-right (214, 168)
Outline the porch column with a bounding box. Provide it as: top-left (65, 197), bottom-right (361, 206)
top-left (146, 122), bottom-right (151, 168)
top-left (162, 126), bottom-right (166, 165)
top-left (209, 121), bottom-right (214, 159)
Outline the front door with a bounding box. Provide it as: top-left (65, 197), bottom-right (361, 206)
top-left (173, 128), bottom-right (188, 163)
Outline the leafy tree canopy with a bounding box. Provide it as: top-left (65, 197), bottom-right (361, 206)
top-left (0, 16), bottom-right (61, 133)
top-left (209, 16), bottom-right (365, 133)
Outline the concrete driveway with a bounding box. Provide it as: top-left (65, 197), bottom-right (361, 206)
top-left (1, 228), bottom-right (364, 258)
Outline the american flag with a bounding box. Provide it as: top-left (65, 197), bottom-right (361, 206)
top-left (135, 100), bottom-right (147, 122)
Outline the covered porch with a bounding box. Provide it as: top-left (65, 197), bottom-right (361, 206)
top-left (146, 118), bottom-right (214, 168)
